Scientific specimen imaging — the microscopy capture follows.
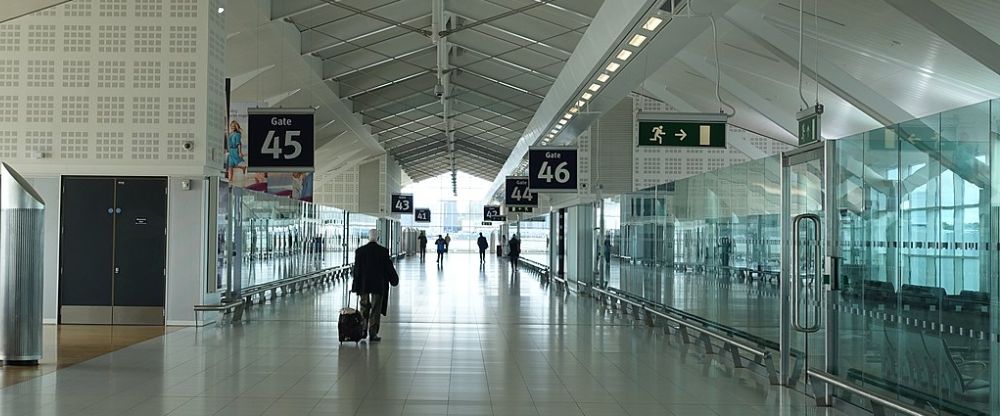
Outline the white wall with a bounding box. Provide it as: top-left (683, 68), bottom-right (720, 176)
top-left (165, 177), bottom-right (215, 325)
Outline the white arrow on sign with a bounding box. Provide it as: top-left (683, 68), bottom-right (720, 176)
top-left (675, 129), bottom-right (687, 141)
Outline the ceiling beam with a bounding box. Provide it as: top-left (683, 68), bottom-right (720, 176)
top-left (327, 45), bottom-right (436, 80)
top-left (317, 0), bottom-right (431, 37)
top-left (883, 0), bottom-right (1000, 77)
top-left (303, 15), bottom-right (431, 56)
top-left (345, 71), bottom-right (430, 99)
top-left (440, 1), bottom-right (555, 36)
top-left (723, 3), bottom-right (913, 125)
top-left (452, 43), bottom-right (559, 82)
top-left (458, 67), bottom-right (545, 100)
top-left (450, 15), bottom-right (572, 57)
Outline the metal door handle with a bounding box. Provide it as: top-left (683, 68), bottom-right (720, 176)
top-left (791, 213), bottom-right (821, 333)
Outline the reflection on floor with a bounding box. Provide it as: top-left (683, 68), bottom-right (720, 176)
top-left (0, 325), bottom-right (181, 388)
top-left (0, 253), bottom-right (846, 415)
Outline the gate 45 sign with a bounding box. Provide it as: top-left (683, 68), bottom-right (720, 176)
top-left (247, 108), bottom-right (315, 172)
top-left (390, 194), bottom-right (414, 213)
top-left (505, 176), bottom-right (538, 206)
top-left (528, 147), bottom-right (577, 192)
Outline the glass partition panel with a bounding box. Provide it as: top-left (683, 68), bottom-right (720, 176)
top-left (229, 186), bottom-right (346, 293)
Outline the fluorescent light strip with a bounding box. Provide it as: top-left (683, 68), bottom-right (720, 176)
top-left (606, 62), bottom-right (620, 72)
top-left (629, 34), bottom-right (647, 47)
top-left (617, 49), bottom-right (632, 60)
top-left (588, 83), bottom-right (601, 92)
top-left (581, 93), bottom-right (592, 100)
top-left (643, 16), bottom-right (663, 31)
top-left (597, 73), bottom-right (610, 82)
top-left (569, 107), bottom-right (579, 113)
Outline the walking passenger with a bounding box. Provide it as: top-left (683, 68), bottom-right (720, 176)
top-left (418, 231), bottom-right (428, 261)
top-left (508, 234), bottom-right (521, 272)
top-left (476, 233), bottom-right (489, 263)
top-left (435, 235), bottom-right (446, 263)
top-left (351, 229), bottom-right (399, 342)
top-left (444, 233), bottom-right (451, 254)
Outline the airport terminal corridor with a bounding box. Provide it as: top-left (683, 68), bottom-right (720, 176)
top-left (0, 254), bottom-right (839, 416)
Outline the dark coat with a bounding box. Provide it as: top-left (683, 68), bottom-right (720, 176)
top-left (351, 242), bottom-right (399, 316)
top-left (418, 235), bottom-right (427, 248)
top-left (477, 236), bottom-right (488, 251)
top-left (508, 237), bottom-right (521, 257)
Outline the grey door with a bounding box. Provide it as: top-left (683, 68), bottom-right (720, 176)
top-left (111, 178), bottom-right (167, 325)
top-left (59, 177), bottom-right (167, 325)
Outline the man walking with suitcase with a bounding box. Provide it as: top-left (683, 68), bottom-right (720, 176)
top-left (351, 229), bottom-right (399, 342)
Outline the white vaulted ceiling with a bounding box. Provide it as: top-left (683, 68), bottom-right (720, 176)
top-left (228, 0), bottom-right (1000, 193)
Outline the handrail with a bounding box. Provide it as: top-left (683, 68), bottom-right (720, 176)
top-left (807, 369), bottom-right (931, 416)
top-left (588, 284), bottom-right (779, 385)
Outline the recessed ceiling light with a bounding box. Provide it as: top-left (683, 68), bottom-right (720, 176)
top-left (217, 7), bottom-right (225, 13)
top-left (581, 92), bottom-right (593, 100)
top-left (554, 124), bottom-right (563, 130)
top-left (576, 100), bottom-right (586, 107)
top-left (551, 129), bottom-right (559, 134)
top-left (597, 73), bottom-right (610, 83)
top-left (569, 107), bottom-right (579, 113)
top-left (588, 83), bottom-right (601, 92)
top-left (643, 16), bottom-right (663, 31)
top-left (606, 62), bottom-right (620, 72)
top-left (558, 119), bottom-right (567, 125)
top-left (563, 113), bottom-right (573, 119)
top-left (629, 34), bottom-right (647, 47)
top-left (617, 49), bottom-right (633, 60)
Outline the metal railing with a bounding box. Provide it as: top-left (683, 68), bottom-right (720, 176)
top-left (196, 264), bottom-right (353, 324)
top-left (807, 369), bottom-right (931, 416)
top-left (574, 282), bottom-right (779, 385)
top-left (517, 257), bottom-right (551, 279)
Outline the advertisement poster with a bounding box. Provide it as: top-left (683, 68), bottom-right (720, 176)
top-left (225, 102), bottom-right (314, 201)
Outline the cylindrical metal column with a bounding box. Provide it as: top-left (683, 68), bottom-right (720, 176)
top-left (0, 163), bottom-right (45, 365)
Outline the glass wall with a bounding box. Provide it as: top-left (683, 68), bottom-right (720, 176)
top-left (599, 99), bottom-right (999, 415)
top-left (834, 100), bottom-right (997, 415)
top-left (512, 214), bottom-right (551, 265)
top-left (229, 186), bottom-right (347, 294)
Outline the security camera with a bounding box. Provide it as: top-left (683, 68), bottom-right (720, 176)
top-left (433, 83), bottom-right (444, 98)
top-left (182, 141), bottom-right (194, 151)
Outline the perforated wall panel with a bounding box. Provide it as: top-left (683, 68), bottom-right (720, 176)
top-left (631, 95), bottom-right (792, 190)
top-left (1, 0), bottom-right (216, 174)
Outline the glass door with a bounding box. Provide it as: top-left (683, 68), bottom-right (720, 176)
top-left (780, 142), bottom-right (832, 400)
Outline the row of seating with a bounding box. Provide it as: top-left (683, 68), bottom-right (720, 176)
top-left (841, 279), bottom-right (989, 313)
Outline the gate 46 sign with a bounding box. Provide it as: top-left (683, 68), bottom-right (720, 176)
top-left (247, 108), bottom-right (315, 172)
top-left (528, 147), bottom-right (577, 192)
top-left (505, 176), bottom-right (538, 206)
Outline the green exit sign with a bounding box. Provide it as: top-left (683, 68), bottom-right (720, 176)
top-left (637, 114), bottom-right (727, 148)
top-left (797, 105), bottom-right (823, 146)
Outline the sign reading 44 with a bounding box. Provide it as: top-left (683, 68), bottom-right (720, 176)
top-left (505, 176), bottom-right (538, 206)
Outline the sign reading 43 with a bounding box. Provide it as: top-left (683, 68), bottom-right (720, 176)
top-left (528, 147), bottom-right (577, 192)
top-left (505, 176), bottom-right (538, 207)
top-left (390, 194), bottom-right (414, 214)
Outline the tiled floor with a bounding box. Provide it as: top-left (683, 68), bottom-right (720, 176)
top-left (0, 253), bottom-right (849, 415)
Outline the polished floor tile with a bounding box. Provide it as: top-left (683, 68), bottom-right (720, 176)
top-left (0, 253), bottom-right (851, 416)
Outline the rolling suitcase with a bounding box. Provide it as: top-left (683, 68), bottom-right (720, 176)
top-left (338, 278), bottom-right (367, 343)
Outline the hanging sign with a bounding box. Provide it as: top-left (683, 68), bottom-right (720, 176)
top-left (247, 108), bottom-right (315, 172)
top-left (637, 113), bottom-right (727, 148)
top-left (483, 205), bottom-right (505, 222)
top-left (797, 104), bottom-right (823, 146)
top-left (390, 193), bottom-right (414, 213)
top-left (509, 206), bottom-right (534, 213)
top-left (528, 147), bottom-right (577, 192)
top-left (505, 176), bottom-right (538, 206)
top-left (414, 208), bottom-right (431, 222)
